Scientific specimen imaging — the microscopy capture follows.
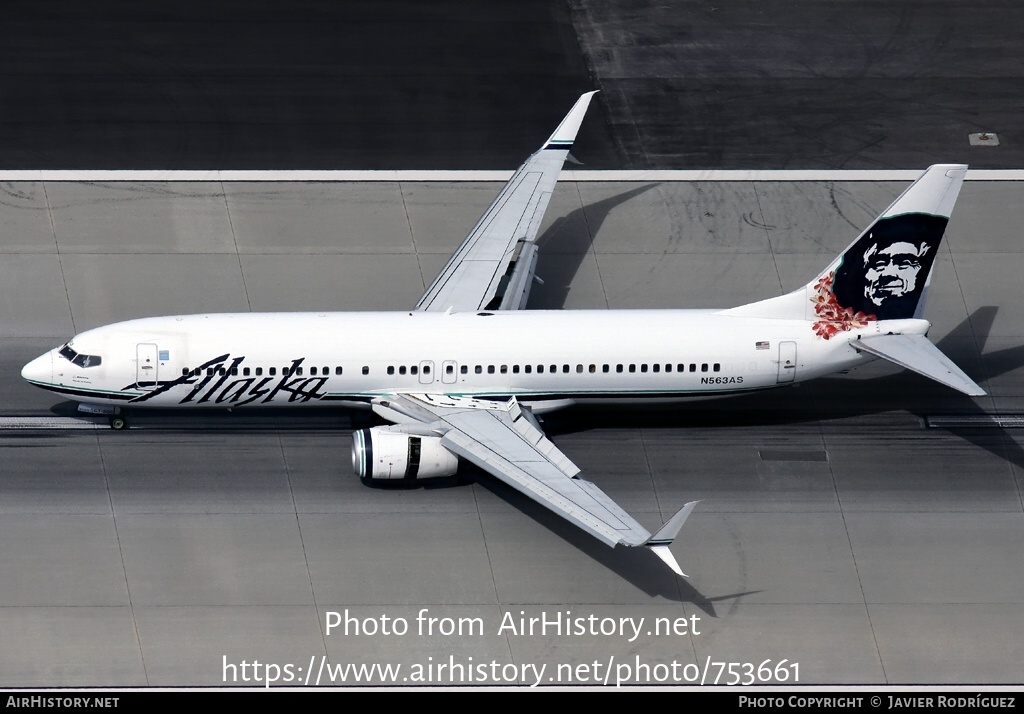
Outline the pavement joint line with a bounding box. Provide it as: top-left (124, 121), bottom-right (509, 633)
top-left (926, 414), bottom-right (1024, 428)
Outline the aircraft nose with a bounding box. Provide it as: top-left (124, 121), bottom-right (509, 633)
top-left (21, 351), bottom-right (53, 384)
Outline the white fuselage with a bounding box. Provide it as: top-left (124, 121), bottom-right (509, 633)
top-left (23, 310), bottom-right (926, 410)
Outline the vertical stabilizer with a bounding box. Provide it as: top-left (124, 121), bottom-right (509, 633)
top-left (814, 164), bottom-right (966, 322)
top-left (721, 164), bottom-right (967, 324)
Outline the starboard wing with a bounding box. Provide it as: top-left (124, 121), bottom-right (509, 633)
top-left (415, 92), bottom-right (597, 312)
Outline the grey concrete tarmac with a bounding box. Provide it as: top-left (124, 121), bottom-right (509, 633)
top-left (0, 177), bottom-right (1021, 686)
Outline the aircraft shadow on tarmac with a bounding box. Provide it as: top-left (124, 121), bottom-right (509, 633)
top-left (532, 183), bottom-right (660, 310)
top-left (461, 464), bottom-right (753, 611)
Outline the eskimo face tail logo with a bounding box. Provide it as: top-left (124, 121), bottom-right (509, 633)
top-left (812, 213), bottom-right (948, 338)
top-left (862, 239), bottom-right (931, 306)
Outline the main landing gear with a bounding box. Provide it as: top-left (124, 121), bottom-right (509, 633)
top-left (109, 414), bottom-right (128, 430)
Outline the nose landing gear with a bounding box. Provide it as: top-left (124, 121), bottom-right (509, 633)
top-left (77, 403), bottom-right (128, 430)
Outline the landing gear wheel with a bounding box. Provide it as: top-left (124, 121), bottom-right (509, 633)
top-left (109, 415), bottom-right (127, 430)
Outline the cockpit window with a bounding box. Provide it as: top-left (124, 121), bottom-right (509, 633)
top-left (58, 343), bottom-right (102, 368)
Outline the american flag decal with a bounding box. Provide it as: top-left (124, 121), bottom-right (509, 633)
top-left (755, 341), bottom-right (769, 350)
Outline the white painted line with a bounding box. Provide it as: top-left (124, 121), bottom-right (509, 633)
top-left (0, 416), bottom-right (103, 430)
top-left (1, 169), bottom-right (1022, 182)
top-left (926, 414), bottom-right (1024, 428)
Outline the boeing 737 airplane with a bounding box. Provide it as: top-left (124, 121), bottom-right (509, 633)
top-left (21, 92), bottom-right (982, 576)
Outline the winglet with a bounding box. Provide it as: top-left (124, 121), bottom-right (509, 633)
top-left (544, 91), bottom-right (598, 150)
top-left (644, 500), bottom-right (700, 577)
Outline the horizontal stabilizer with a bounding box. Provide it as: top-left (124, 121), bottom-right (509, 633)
top-left (855, 334), bottom-right (985, 396)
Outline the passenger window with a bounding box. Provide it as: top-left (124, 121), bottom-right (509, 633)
top-left (500, 365), bottom-right (507, 374)
top-left (446, 365), bottom-right (454, 374)
top-left (512, 365), bottom-right (519, 374)
top-left (256, 367), bottom-right (263, 376)
top-left (713, 363), bottom-right (721, 372)
top-left (182, 368), bottom-right (189, 376)
top-left (628, 364), bottom-right (636, 373)
top-left (310, 367), bottom-right (317, 376)
top-left (387, 366), bottom-right (395, 375)
top-left (641, 364), bottom-right (648, 373)
top-left (689, 364), bottom-right (696, 373)
top-left (653, 364), bottom-right (660, 373)
top-left (335, 367), bottom-right (343, 375)
top-left (243, 367), bottom-right (251, 376)
top-left (487, 365), bottom-right (495, 374)
top-left (616, 364), bottom-right (623, 373)
top-left (562, 365), bottom-right (569, 373)
top-left (576, 365), bottom-right (583, 373)
top-left (399, 366), bottom-right (407, 375)
top-left (460, 365), bottom-right (468, 374)
top-left (701, 363), bottom-right (709, 372)
top-left (524, 365), bottom-right (531, 374)
top-left (282, 368), bottom-right (290, 377)
top-left (423, 365), bottom-right (430, 374)
top-left (475, 365), bottom-right (482, 374)
top-left (361, 366), bottom-right (369, 375)
top-left (411, 366), bottom-right (418, 375)
top-left (296, 367), bottom-right (303, 376)
top-left (537, 365), bottom-right (544, 374)
top-left (602, 365), bottom-right (609, 373)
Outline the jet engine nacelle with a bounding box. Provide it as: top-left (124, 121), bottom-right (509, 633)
top-left (351, 427), bottom-right (459, 481)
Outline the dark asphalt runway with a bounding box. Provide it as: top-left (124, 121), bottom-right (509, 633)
top-left (2, 1), bottom-right (1020, 170)
top-left (0, 1), bottom-right (614, 169)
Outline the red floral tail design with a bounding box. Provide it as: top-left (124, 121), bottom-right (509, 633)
top-left (810, 271), bottom-right (876, 339)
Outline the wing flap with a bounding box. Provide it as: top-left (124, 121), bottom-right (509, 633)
top-left (855, 333), bottom-right (985, 396)
top-left (439, 419), bottom-right (652, 547)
